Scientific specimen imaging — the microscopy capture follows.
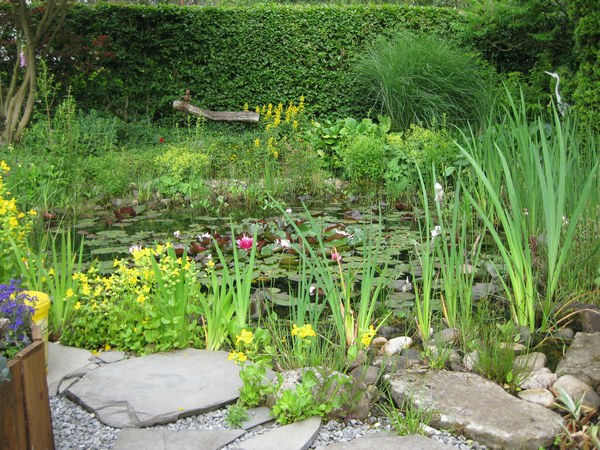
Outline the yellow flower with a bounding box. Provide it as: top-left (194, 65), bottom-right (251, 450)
top-left (104, 343), bottom-right (111, 351)
top-left (0, 161), bottom-right (10, 172)
top-left (360, 325), bottom-right (376, 347)
top-left (236, 329), bottom-right (253, 346)
top-left (227, 351), bottom-right (247, 365)
top-left (65, 288), bottom-right (74, 299)
top-left (254, 138), bottom-right (260, 148)
top-left (136, 293), bottom-right (146, 304)
top-left (292, 324), bottom-right (316, 339)
top-left (74, 301), bottom-right (81, 310)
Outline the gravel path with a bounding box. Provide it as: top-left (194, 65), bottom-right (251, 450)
top-left (51, 395), bottom-right (486, 450)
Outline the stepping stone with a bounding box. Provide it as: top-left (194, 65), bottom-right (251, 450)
top-left (556, 332), bottom-right (600, 389)
top-left (322, 434), bottom-right (456, 449)
top-left (66, 349), bottom-right (248, 428)
top-left (47, 342), bottom-right (96, 397)
top-left (386, 370), bottom-right (562, 449)
top-left (240, 407), bottom-right (273, 430)
top-left (113, 428), bottom-right (244, 450)
top-left (237, 416), bottom-right (321, 450)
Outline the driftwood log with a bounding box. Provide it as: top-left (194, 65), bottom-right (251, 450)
top-left (173, 100), bottom-right (260, 124)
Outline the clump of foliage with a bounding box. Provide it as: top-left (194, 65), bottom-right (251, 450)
top-left (354, 31), bottom-right (496, 131)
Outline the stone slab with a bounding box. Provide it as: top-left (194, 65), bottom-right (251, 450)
top-left (241, 407), bottom-right (273, 430)
top-left (113, 428), bottom-right (245, 450)
top-left (237, 416), bottom-right (321, 450)
top-left (555, 332), bottom-right (600, 389)
top-left (47, 342), bottom-right (95, 397)
top-left (386, 370), bottom-right (562, 449)
top-left (321, 434), bottom-right (455, 449)
top-left (66, 349), bottom-right (244, 428)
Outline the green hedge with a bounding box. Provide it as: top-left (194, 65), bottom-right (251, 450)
top-left (39, 4), bottom-right (464, 120)
top-left (569, 0), bottom-right (599, 130)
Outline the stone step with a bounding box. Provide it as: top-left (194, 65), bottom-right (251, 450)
top-left (321, 433), bottom-right (457, 450)
top-left (234, 416), bottom-right (321, 450)
top-left (113, 428), bottom-right (244, 450)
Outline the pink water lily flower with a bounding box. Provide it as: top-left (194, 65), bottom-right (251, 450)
top-left (331, 249), bottom-right (342, 263)
top-left (236, 234), bottom-right (254, 250)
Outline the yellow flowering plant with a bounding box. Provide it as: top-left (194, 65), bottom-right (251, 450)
top-left (60, 242), bottom-right (204, 354)
top-left (0, 161), bottom-right (37, 281)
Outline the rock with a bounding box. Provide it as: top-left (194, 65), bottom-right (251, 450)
top-left (433, 328), bottom-right (458, 345)
top-left (514, 352), bottom-right (547, 372)
top-left (555, 303), bottom-right (600, 333)
top-left (386, 370), bottom-right (562, 449)
top-left (372, 354), bottom-right (420, 374)
top-left (376, 326), bottom-right (403, 340)
top-left (350, 365), bottom-right (380, 386)
top-left (548, 328), bottom-right (575, 343)
top-left (463, 351), bottom-right (478, 372)
top-left (113, 428), bottom-right (244, 450)
top-left (347, 350), bottom-right (367, 372)
top-left (515, 326), bottom-right (533, 346)
top-left (392, 278), bottom-right (413, 292)
top-left (237, 416), bottom-right (321, 450)
top-left (448, 351), bottom-right (463, 372)
top-left (517, 389), bottom-right (556, 408)
top-left (520, 368), bottom-right (557, 390)
top-left (321, 433), bottom-right (456, 449)
top-left (499, 342), bottom-right (527, 354)
top-left (382, 336), bottom-right (413, 355)
top-left (370, 336), bottom-right (388, 350)
top-left (471, 283), bottom-right (497, 300)
top-left (65, 349), bottom-right (255, 428)
top-left (555, 332), bottom-right (600, 389)
top-left (553, 375), bottom-right (600, 411)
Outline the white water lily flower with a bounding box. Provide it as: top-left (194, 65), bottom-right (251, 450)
top-left (198, 232), bottom-right (211, 240)
top-left (309, 286), bottom-right (317, 296)
top-left (285, 208), bottom-right (292, 214)
top-left (434, 183), bottom-right (444, 202)
top-left (431, 225), bottom-right (442, 239)
top-left (277, 238), bottom-right (291, 248)
top-left (173, 230), bottom-right (181, 238)
top-left (128, 244), bottom-right (142, 254)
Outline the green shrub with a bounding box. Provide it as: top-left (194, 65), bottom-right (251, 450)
top-left (342, 134), bottom-right (388, 183)
top-left (353, 31), bottom-right (496, 130)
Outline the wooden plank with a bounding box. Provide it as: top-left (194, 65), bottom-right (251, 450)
top-left (18, 340), bottom-right (54, 450)
top-left (173, 100), bottom-right (260, 123)
top-left (0, 359), bottom-right (27, 450)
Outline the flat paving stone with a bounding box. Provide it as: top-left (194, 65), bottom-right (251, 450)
top-left (113, 428), bottom-right (245, 450)
top-left (66, 349), bottom-right (245, 428)
top-left (237, 416), bottom-right (321, 450)
top-left (386, 369), bottom-right (562, 449)
top-left (321, 434), bottom-right (456, 450)
top-left (240, 407), bottom-right (273, 430)
top-left (47, 342), bottom-right (95, 397)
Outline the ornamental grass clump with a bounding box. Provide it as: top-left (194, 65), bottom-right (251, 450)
top-left (0, 279), bottom-right (34, 359)
top-left (354, 31), bottom-right (495, 131)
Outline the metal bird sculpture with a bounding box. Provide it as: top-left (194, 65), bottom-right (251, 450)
top-left (544, 71), bottom-right (569, 116)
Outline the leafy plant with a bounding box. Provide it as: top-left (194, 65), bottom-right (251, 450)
top-left (553, 386), bottom-right (600, 449)
top-left (225, 403), bottom-right (249, 428)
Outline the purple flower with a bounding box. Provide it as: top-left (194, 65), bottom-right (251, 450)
top-left (0, 280), bottom-right (34, 355)
top-left (236, 234), bottom-right (253, 250)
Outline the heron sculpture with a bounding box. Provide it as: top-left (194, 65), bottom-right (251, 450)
top-left (544, 71), bottom-right (569, 116)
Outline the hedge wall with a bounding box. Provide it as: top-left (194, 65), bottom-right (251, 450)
top-left (569, 0), bottom-right (599, 131)
top-left (38, 4), bottom-right (464, 120)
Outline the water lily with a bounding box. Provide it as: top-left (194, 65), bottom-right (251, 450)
top-left (285, 208), bottom-right (292, 214)
top-left (277, 238), bottom-right (291, 249)
top-left (434, 183), bottom-right (444, 202)
top-left (173, 230), bottom-right (181, 238)
top-left (431, 225), bottom-right (442, 239)
top-left (236, 234), bottom-right (253, 250)
top-left (128, 244), bottom-right (142, 254)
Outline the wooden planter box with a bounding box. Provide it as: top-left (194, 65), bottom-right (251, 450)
top-left (0, 326), bottom-right (54, 450)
